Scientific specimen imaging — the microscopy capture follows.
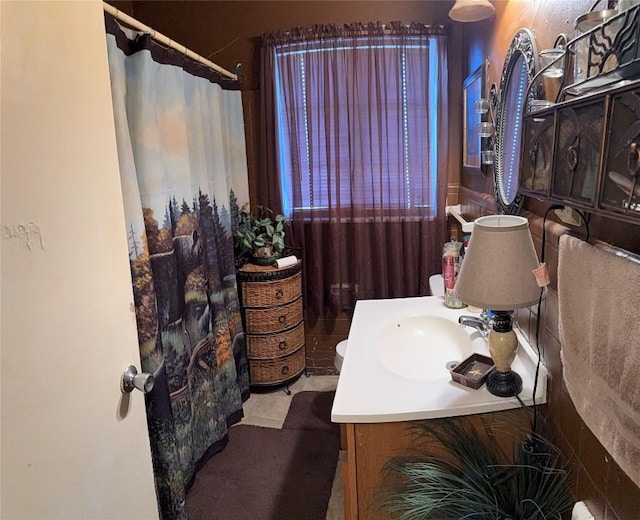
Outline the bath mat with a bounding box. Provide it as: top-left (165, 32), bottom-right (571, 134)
top-left (186, 425), bottom-right (339, 520)
top-left (558, 234), bottom-right (640, 488)
top-left (283, 390), bottom-right (339, 437)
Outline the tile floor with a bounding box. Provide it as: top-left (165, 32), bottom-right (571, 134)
top-left (238, 375), bottom-right (344, 520)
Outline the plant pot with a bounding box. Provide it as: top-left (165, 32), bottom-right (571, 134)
top-left (250, 253), bottom-right (280, 266)
top-left (252, 245), bottom-right (274, 258)
top-left (250, 246), bottom-right (280, 266)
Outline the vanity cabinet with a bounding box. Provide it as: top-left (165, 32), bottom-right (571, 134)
top-left (341, 409), bottom-right (529, 520)
top-left (236, 261), bottom-right (306, 387)
top-left (520, 79), bottom-right (640, 223)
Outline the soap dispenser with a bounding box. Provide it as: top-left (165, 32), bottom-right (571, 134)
top-left (442, 238), bottom-right (465, 309)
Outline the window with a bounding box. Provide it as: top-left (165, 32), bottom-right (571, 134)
top-left (273, 34), bottom-right (442, 220)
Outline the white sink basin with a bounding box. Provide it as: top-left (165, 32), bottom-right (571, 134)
top-left (331, 296), bottom-right (548, 424)
top-left (377, 315), bottom-right (474, 381)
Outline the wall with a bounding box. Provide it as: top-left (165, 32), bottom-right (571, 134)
top-left (459, 2), bottom-right (640, 520)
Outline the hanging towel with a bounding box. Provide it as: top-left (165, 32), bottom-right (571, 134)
top-left (558, 234), bottom-right (640, 488)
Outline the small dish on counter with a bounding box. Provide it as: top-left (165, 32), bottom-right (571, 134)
top-left (450, 353), bottom-right (495, 390)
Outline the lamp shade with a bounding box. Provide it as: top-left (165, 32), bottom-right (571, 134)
top-left (454, 215), bottom-right (540, 310)
top-left (448, 0), bottom-right (495, 22)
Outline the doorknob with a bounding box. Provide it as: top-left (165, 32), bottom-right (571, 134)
top-left (121, 365), bottom-right (155, 394)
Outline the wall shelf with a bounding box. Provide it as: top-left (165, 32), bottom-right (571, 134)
top-left (520, 78), bottom-right (640, 224)
top-left (519, 5), bottom-right (640, 225)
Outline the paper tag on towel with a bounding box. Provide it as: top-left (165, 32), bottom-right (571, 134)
top-left (275, 255), bottom-right (298, 269)
top-left (533, 263), bottom-right (550, 287)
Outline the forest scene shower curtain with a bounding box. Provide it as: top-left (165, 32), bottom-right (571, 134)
top-left (105, 15), bottom-right (250, 519)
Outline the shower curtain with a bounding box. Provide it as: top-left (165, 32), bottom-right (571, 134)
top-left (105, 14), bottom-right (250, 519)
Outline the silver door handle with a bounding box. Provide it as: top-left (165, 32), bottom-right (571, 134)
top-left (121, 365), bottom-right (155, 394)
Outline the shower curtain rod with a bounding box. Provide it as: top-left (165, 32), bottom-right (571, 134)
top-left (103, 2), bottom-right (238, 81)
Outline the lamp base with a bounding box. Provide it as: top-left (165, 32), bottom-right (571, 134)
top-left (486, 370), bottom-right (522, 397)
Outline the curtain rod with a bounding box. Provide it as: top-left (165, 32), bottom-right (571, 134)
top-left (103, 2), bottom-right (237, 81)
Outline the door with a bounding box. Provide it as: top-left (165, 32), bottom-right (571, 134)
top-left (1, 1), bottom-right (158, 518)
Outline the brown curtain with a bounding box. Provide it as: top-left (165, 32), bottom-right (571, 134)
top-left (260, 22), bottom-right (449, 321)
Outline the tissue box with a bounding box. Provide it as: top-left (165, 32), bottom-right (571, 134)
top-left (450, 354), bottom-right (495, 390)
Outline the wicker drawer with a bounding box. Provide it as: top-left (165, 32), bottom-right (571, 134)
top-left (246, 321), bottom-right (305, 359)
top-left (243, 297), bottom-right (302, 334)
top-left (248, 346), bottom-right (306, 385)
top-left (237, 261), bottom-right (306, 386)
top-left (241, 272), bottom-right (301, 308)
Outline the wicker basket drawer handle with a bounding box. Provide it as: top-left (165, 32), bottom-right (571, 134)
top-left (278, 315), bottom-right (286, 324)
top-left (281, 365), bottom-right (289, 375)
top-left (279, 340), bottom-right (287, 350)
top-left (275, 288), bottom-right (284, 299)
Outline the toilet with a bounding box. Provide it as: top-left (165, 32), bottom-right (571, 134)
top-left (334, 339), bottom-right (348, 373)
top-left (429, 273), bottom-right (445, 297)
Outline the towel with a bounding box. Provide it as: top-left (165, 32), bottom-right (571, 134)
top-left (558, 234), bottom-right (640, 488)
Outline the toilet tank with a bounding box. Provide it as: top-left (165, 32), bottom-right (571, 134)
top-left (429, 274), bottom-right (445, 297)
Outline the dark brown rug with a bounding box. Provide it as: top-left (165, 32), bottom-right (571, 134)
top-left (283, 390), bottom-right (340, 437)
top-left (186, 391), bottom-right (339, 520)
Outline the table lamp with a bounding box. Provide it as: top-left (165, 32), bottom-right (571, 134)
top-left (454, 215), bottom-right (541, 397)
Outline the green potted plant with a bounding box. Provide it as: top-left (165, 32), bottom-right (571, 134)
top-left (233, 204), bottom-right (287, 265)
top-left (379, 417), bottom-right (574, 520)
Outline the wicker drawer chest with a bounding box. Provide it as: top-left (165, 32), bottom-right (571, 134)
top-left (236, 261), bottom-right (306, 388)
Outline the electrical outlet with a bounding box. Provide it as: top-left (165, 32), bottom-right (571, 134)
top-left (554, 207), bottom-right (582, 226)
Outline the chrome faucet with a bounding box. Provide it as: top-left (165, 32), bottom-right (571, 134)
top-left (458, 310), bottom-right (493, 339)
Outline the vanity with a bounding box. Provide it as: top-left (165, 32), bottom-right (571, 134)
top-left (331, 296), bottom-right (547, 520)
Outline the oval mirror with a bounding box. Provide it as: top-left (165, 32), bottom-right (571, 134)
top-left (495, 29), bottom-right (538, 214)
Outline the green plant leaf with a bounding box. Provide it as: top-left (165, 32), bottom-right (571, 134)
top-left (231, 205), bottom-right (287, 258)
top-left (378, 418), bottom-right (574, 520)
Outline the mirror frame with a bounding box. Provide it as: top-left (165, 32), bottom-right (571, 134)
top-left (494, 28), bottom-right (538, 215)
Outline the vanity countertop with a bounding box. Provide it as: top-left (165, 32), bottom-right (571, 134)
top-left (331, 296), bottom-right (547, 424)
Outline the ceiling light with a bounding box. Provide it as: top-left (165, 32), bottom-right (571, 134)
top-left (449, 0), bottom-right (495, 23)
